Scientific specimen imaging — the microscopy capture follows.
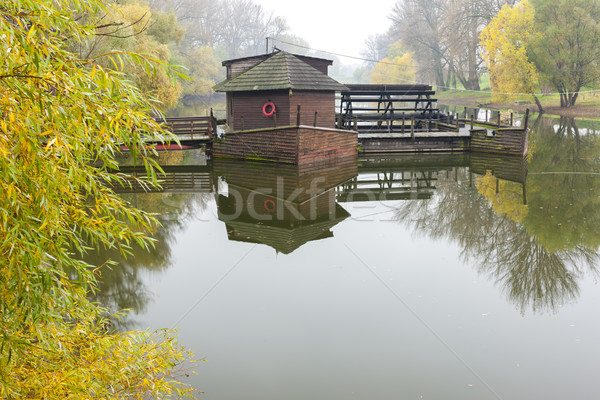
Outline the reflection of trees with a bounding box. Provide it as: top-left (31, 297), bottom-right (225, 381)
top-left (525, 115), bottom-right (600, 252)
top-left (394, 162), bottom-right (599, 314)
top-left (83, 191), bottom-right (212, 330)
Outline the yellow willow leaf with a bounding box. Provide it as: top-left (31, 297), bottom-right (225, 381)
top-left (45, 137), bottom-right (57, 149)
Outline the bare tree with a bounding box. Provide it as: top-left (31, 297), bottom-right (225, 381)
top-left (390, 0), bottom-right (449, 88)
top-left (389, 0), bottom-right (515, 90)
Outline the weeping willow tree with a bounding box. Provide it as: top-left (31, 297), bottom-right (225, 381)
top-left (0, 0), bottom-right (196, 397)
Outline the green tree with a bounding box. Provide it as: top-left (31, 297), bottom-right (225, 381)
top-left (0, 0), bottom-right (195, 397)
top-left (529, 0), bottom-right (600, 107)
top-left (480, 0), bottom-right (543, 112)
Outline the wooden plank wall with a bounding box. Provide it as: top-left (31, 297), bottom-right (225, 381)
top-left (297, 57), bottom-right (331, 75)
top-left (298, 127), bottom-right (357, 164)
top-left (359, 136), bottom-right (470, 154)
top-left (213, 126), bottom-right (357, 164)
top-left (232, 92), bottom-right (291, 130)
top-left (226, 55), bottom-right (267, 79)
top-left (470, 128), bottom-right (528, 156)
top-left (290, 92), bottom-right (337, 129)
top-left (230, 91), bottom-right (336, 131)
top-left (214, 127), bottom-right (298, 163)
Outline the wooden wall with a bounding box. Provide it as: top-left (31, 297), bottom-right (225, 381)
top-left (358, 129), bottom-right (528, 156)
top-left (226, 55), bottom-right (267, 79)
top-left (298, 127), bottom-right (357, 164)
top-left (230, 90), bottom-right (337, 131)
top-left (470, 128), bottom-right (528, 156)
top-left (213, 126), bottom-right (357, 164)
top-left (359, 136), bottom-right (470, 154)
top-left (298, 57), bottom-right (331, 75)
top-left (289, 92), bottom-right (336, 129)
top-left (231, 91), bottom-right (291, 131)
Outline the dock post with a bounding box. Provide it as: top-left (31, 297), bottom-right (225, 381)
top-left (411, 117), bottom-right (415, 140)
top-left (463, 107), bottom-right (467, 119)
top-left (497, 112), bottom-right (501, 127)
top-left (524, 108), bottom-right (530, 130)
top-left (402, 112), bottom-right (405, 134)
top-left (456, 113), bottom-right (460, 132)
top-left (470, 114), bottom-right (474, 129)
top-left (510, 112), bottom-right (514, 126)
top-left (296, 105), bottom-right (301, 126)
top-left (313, 111), bottom-right (318, 127)
top-left (273, 112), bottom-right (277, 127)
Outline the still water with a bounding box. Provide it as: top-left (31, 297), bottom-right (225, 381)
top-left (91, 115), bottom-right (600, 399)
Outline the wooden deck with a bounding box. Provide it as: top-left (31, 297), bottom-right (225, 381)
top-left (358, 109), bottom-right (530, 156)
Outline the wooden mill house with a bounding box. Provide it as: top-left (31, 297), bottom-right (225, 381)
top-left (212, 51), bottom-right (358, 164)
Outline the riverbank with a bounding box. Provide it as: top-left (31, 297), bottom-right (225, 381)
top-left (436, 90), bottom-right (600, 119)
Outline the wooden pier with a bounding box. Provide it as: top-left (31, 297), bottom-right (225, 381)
top-left (334, 84), bottom-right (529, 157)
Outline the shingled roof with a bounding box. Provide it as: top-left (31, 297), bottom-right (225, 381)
top-left (213, 51), bottom-right (348, 92)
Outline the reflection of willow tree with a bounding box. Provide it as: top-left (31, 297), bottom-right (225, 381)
top-left (394, 161), bottom-right (598, 314)
top-left (84, 191), bottom-right (212, 329)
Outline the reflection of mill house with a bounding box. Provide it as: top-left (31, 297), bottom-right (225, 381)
top-left (212, 51), bottom-right (358, 164)
top-left (214, 158), bottom-right (357, 254)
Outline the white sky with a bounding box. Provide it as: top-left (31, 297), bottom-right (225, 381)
top-left (255, 0), bottom-right (398, 61)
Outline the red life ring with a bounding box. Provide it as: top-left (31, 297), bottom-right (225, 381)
top-left (262, 102), bottom-right (276, 117)
top-left (264, 199), bottom-right (276, 212)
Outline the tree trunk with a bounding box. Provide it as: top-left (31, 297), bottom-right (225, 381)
top-left (533, 95), bottom-right (544, 114)
top-left (468, 24), bottom-right (480, 91)
top-left (559, 93), bottom-right (567, 108)
top-left (568, 91), bottom-right (578, 107)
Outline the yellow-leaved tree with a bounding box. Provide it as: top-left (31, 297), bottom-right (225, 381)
top-left (0, 0), bottom-right (196, 397)
top-left (480, 0), bottom-right (543, 113)
top-left (75, 1), bottom-right (185, 110)
top-left (370, 52), bottom-right (417, 84)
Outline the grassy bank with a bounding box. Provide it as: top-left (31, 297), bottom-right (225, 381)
top-left (436, 89), bottom-right (600, 119)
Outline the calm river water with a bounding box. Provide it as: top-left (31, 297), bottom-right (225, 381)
top-left (90, 114), bottom-right (600, 399)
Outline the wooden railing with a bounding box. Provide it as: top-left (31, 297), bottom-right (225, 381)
top-left (154, 115), bottom-right (217, 141)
